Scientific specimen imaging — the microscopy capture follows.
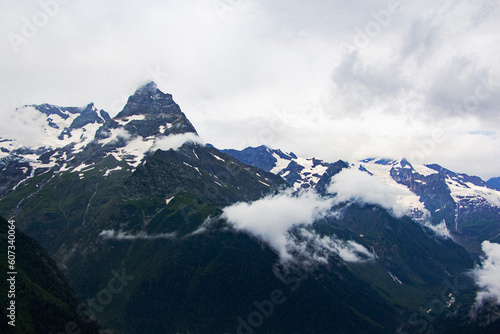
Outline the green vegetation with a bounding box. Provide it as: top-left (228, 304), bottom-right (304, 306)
top-left (0, 216), bottom-right (99, 334)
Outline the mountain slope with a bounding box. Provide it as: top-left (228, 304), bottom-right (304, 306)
top-left (0, 216), bottom-right (99, 334)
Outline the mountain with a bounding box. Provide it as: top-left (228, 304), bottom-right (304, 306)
top-left (0, 216), bottom-right (99, 334)
top-left (1, 84), bottom-right (500, 333)
top-left (225, 148), bottom-right (500, 253)
top-left (488, 177), bottom-right (500, 190)
top-left (223, 145), bottom-right (330, 190)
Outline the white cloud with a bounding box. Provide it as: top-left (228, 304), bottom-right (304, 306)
top-left (222, 189), bottom-right (373, 265)
top-left (150, 133), bottom-right (204, 152)
top-left (222, 189), bottom-right (333, 261)
top-left (110, 128), bottom-right (132, 143)
top-left (0, 107), bottom-right (48, 147)
top-left (288, 228), bottom-right (375, 264)
top-left (472, 241), bottom-right (500, 308)
top-left (327, 168), bottom-right (418, 218)
top-left (98, 229), bottom-right (176, 240)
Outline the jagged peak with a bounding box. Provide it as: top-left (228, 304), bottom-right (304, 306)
top-left (136, 81), bottom-right (159, 94)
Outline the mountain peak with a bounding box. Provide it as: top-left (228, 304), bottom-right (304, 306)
top-left (137, 81), bottom-right (159, 94)
top-left (115, 82), bottom-right (174, 118)
top-left (112, 82), bottom-right (198, 137)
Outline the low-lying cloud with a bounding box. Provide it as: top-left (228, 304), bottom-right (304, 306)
top-left (472, 241), bottom-right (500, 308)
top-left (222, 189), bottom-right (373, 265)
top-left (107, 128), bottom-right (132, 144)
top-left (0, 107), bottom-right (50, 148)
top-left (223, 190), bottom-right (333, 261)
top-left (288, 228), bottom-right (375, 265)
top-left (328, 168), bottom-right (420, 218)
top-left (151, 133), bottom-right (204, 151)
top-left (99, 229), bottom-right (176, 240)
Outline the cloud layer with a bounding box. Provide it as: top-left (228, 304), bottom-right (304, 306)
top-left (1, 0), bottom-right (499, 178)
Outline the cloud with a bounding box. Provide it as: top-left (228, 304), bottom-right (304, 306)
top-left (1, 0), bottom-right (500, 178)
top-left (109, 128), bottom-right (132, 143)
top-left (150, 133), bottom-right (204, 151)
top-left (327, 168), bottom-right (418, 218)
top-left (222, 189), bottom-right (373, 265)
top-left (0, 107), bottom-right (48, 147)
top-left (223, 190), bottom-right (333, 260)
top-left (472, 241), bottom-right (500, 308)
top-left (288, 228), bottom-right (375, 264)
top-left (98, 229), bottom-right (176, 240)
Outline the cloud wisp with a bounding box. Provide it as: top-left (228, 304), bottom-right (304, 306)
top-left (99, 229), bottom-right (176, 240)
top-left (151, 133), bottom-right (204, 152)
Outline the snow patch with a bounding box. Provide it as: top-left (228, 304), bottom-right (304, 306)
top-left (446, 177), bottom-right (500, 207)
top-left (72, 163), bottom-right (95, 173)
top-left (103, 166), bottom-right (123, 177)
top-left (166, 196), bottom-right (175, 205)
top-left (210, 153), bottom-right (225, 162)
top-left (413, 164), bottom-right (439, 176)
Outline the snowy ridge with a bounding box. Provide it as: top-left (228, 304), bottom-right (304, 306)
top-left (0, 83), bottom-right (201, 193)
top-left (355, 159), bottom-right (429, 218)
top-left (237, 149), bottom-right (499, 237)
top-left (445, 175), bottom-right (500, 208)
top-left (251, 147), bottom-right (330, 190)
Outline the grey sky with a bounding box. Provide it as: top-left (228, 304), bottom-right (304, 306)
top-left (1, 0), bottom-right (499, 178)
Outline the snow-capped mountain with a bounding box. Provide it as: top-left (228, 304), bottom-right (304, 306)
top-left (225, 147), bottom-right (500, 248)
top-left (223, 145), bottom-right (330, 190)
top-left (357, 158), bottom-right (500, 244)
top-left (0, 82), bottom-right (199, 197)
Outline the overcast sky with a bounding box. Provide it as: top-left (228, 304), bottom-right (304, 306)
top-left (1, 0), bottom-right (499, 178)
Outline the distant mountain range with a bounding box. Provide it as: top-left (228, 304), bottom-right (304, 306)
top-left (1, 82), bottom-right (499, 333)
top-left (223, 146), bottom-right (500, 252)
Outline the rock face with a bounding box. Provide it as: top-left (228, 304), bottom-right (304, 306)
top-left (315, 159), bottom-right (349, 195)
top-left (115, 81), bottom-right (197, 138)
top-left (222, 145), bottom-right (330, 189)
